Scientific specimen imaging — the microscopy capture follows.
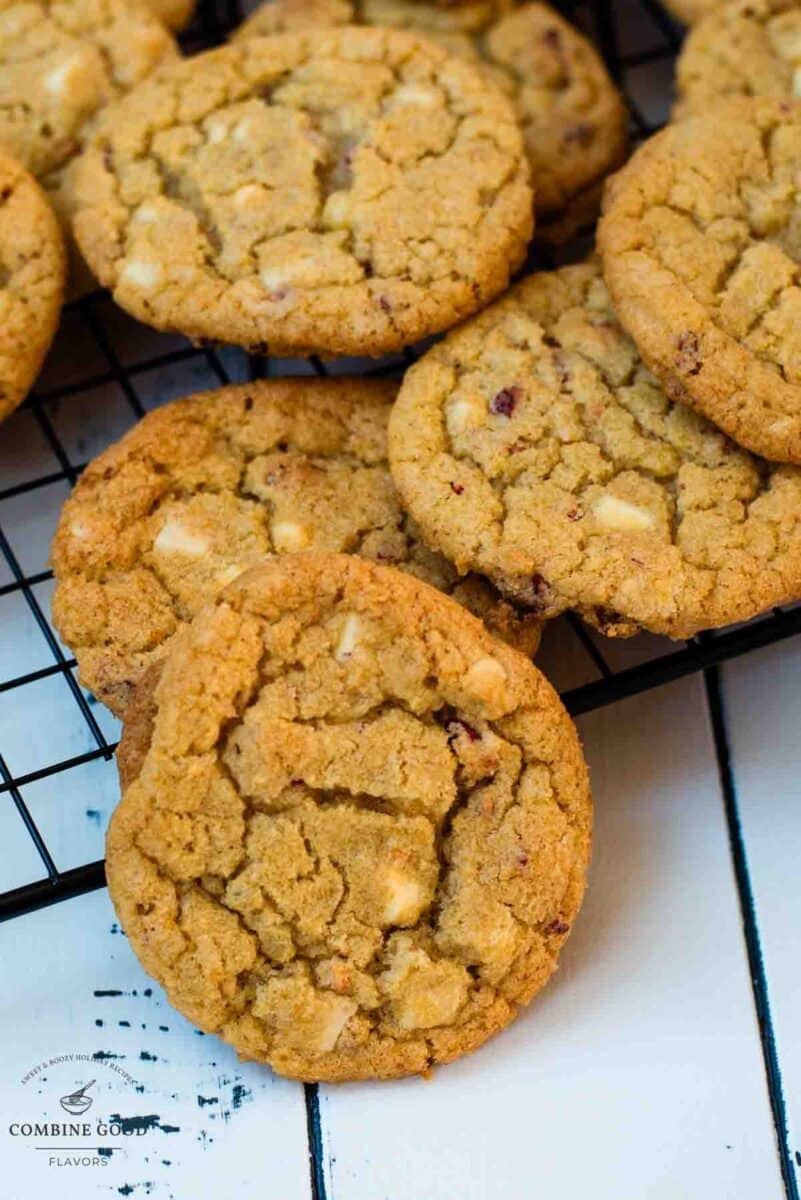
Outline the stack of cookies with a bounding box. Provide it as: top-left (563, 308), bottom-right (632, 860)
top-left (2, 0), bottom-right (800, 1080)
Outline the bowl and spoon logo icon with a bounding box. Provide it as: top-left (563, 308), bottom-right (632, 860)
top-left (59, 1080), bottom-right (96, 1115)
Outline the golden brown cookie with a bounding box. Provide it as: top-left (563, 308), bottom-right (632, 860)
top-left (0, 152), bottom-right (65, 423)
top-left (51, 377), bottom-right (541, 717)
top-left (0, 0), bottom-right (177, 295)
top-left (106, 552), bottom-right (591, 1082)
top-left (675, 0), bottom-right (801, 118)
top-left (0, 0), bottom-right (177, 179)
top-left (388, 259), bottom-right (801, 638)
top-left (70, 28), bottom-right (532, 356)
top-left (599, 99), bottom-right (801, 465)
top-left (235, 0), bottom-right (628, 240)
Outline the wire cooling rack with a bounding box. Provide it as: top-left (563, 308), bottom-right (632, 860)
top-left (4, 0), bottom-right (801, 919)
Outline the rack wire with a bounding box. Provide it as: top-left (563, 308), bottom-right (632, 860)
top-left (2, 3), bottom-right (799, 1197)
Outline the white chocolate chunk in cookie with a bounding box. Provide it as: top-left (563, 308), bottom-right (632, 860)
top-left (314, 996), bottom-right (358, 1052)
top-left (45, 55), bottom-right (91, 98)
top-left (254, 973), bottom-right (357, 1054)
top-left (120, 260), bottom-right (162, 290)
top-left (335, 613), bottom-right (360, 662)
top-left (153, 517), bottom-right (209, 557)
top-left (464, 656), bottom-right (507, 704)
top-left (260, 267), bottom-right (288, 292)
top-left (382, 869), bottom-right (426, 926)
top-left (592, 494), bottom-right (655, 532)
top-left (132, 202), bottom-right (159, 225)
top-left (389, 83), bottom-right (441, 110)
top-left (322, 191), bottom-right (352, 229)
top-left (381, 937), bottom-right (469, 1030)
top-left (271, 519), bottom-right (311, 552)
top-left (447, 397), bottom-right (483, 437)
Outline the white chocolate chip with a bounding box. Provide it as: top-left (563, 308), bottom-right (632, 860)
top-left (313, 996), bottom-right (357, 1053)
top-left (234, 117), bottom-right (253, 144)
top-left (322, 190), bottom-right (352, 229)
top-left (44, 56), bottom-right (84, 97)
top-left (206, 118), bottom-right (228, 145)
top-left (465, 656), bottom-right (506, 692)
top-left (261, 267), bottom-right (288, 292)
top-left (390, 84), bottom-right (441, 109)
top-left (119, 260), bottom-right (163, 290)
top-left (153, 517), bottom-right (209, 557)
top-left (271, 519), bottom-right (311, 552)
top-left (233, 183), bottom-right (264, 210)
top-left (380, 941), bottom-right (469, 1031)
top-left (335, 613), bottom-right (360, 662)
top-left (446, 397), bottom-right (483, 437)
top-left (592, 494), bottom-right (655, 532)
top-left (793, 67), bottom-right (801, 97)
top-left (69, 520), bottom-right (91, 541)
top-left (383, 870), bottom-right (425, 926)
top-left (464, 656), bottom-right (508, 707)
top-left (132, 202), bottom-right (159, 225)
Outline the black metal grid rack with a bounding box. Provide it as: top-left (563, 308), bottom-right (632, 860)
top-left (2, 3), bottom-right (800, 1196)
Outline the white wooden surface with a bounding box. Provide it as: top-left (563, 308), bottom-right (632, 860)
top-left (0, 891), bottom-right (311, 1200)
top-left (1, 1), bottom-right (800, 1197)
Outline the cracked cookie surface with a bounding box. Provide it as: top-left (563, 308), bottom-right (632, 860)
top-left (675, 0), bottom-right (801, 118)
top-left (51, 377), bottom-right (541, 718)
top-left (235, 0), bottom-right (627, 239)
top-left (71, 27), bottom-right (532, 356)
top-left (599, 99), bottom-right (801, 464)
top-left (0, 0), bottom-right (177, 179)
top-left (107, 552), bottom-right (590, 1081)
top-left (388, 259), bottom-right (801, 638)
top-left (0, 152), bottom-right (65, 423)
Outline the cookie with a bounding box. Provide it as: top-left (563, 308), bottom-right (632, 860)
top-left (51, 377), bottom-right (541, 717)
top-left (0, 0), bottom-right (177, 295)
top-left (599, 99), bottom-right (801, 465)
top-left (0, 152), bottom-right (65, 423)
top-left (0, 0), bottom-right (177, 180)
top-left (235, 0), bottom-right (628, 240)
top-left (144, 0), bottom-right (195, 30)
top-left (388, 259), bottom-right (801, 638)
top-left (675, 0), bottom-right (801, 118)
top-left (106, 552), bottom-right (591, 1081)
top-left (70, 28), bottom-right (532, 356)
